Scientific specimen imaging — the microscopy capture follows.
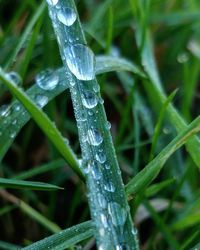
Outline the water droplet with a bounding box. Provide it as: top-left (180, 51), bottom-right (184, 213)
top-left (64, 44), bottom-right (95, 81)
top-left (35, 95), bottom-right (48, 107)
top-left (13, 104), bottom-right (21, 112)
top-left (99, 228), bottom-right (105, 237)
top-left (0, 105), bottom-right (10, 118)
top-left (12, 119), bottom-right (17, 125)
top-left (10, 131), bottom-right (16, 139)
top-left (177, 52), bottom-right (189, 63)
top-left (81, 91), bottom-right (98, 109)
top-left (6, 72), bottom-right (22, 85)
top-left (93, 82), bottom-right (100, 92)
top-left (95, 151), bottom-right (106, 163)
top-left (100, 213), bottom-right (109, 228)
top-left (36, 70), bottom-right (59, 90)
top-left (76, 110), bottom-right (87, 121)
top-left (104, 181), bottom-right (115, 192)
top-left (108, 202), bottom-right (127, 227)
top-left (88, 161), bottom-right (102, 180)
top-left (105, 164), bottom-right (111, 170)
top-left (46, 0), bottom-right (59, 5)
top-left (57, 7), bottom-right (77, 26)
top-left (97, 193), bottom-right (107, 208)
top-left (87, 129), bottom-right (103, 146)
top-left (131, 227), bottom-right (138, 236)
top-left (105, 121), bottom-right (111, 130)
top-left (116, 244), bottom-right (130, 250)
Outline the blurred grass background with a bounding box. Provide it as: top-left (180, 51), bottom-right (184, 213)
top-left (0, 0), bottom-right (200, 249)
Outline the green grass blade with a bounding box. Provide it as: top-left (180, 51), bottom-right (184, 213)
top-left (0, 177), bottom-right (62, 191)
top-left (23, 221), bottom-right (94, 250)
top-left (126, 116), bottom-right (200, 197)
top-left (0, 69), bottom-right (83, 180)
top-left (12, 159), bottom-right (65, 180)
top-left (149, 89), bottom-right (178, 160)
top-left (46, 0), bottom-right (139, 248)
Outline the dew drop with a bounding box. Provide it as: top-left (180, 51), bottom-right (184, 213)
top-left (108, 202), bottom-right (127, 227)
top-left (97, 193), bottom-right (107, 209)
top-left (131, 227), bottom-right (138, 236)
top-left (87, 129), bottom-right (103, 146)
top-left (36, 70), bottom-right (59, 90)
top-left (35, 95), bottom-right (48, 107)
top-left (65, 44), bottom-right (95, 81)
top-left (106, 121), bottom-right (111, 130)
top-left (0, 105), bottom-right (10, 118)
top-left (95, 151), bottom-right (106, 163)
top-left (116, 244), bottom-right (130, 250)
top-left (82, 91), bottom-right (98, 109)
top-left (57, 7), bottom-right (77, 26)
top-left (46, 0), bottom-right (59, 5)
top-left (93, 82), bottom-right (100, 92)
top-left (100, 213), bottom-right (109, 228)
top-left (88, 161), bottom-right (102, 180)
top-left (105, 164), bottom-right (111, 170)
top-left (104, 181), bottom-right (115, 192)
top-left (6, 71), bottom-right (22, 85)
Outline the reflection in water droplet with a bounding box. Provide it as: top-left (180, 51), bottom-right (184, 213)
top-left (36, 70), bottom-right (59, 90)
top-left (65, 44), bottom-right (95, 81)
top-left (46, 0), bottom-right (59, 5)
top-left (57, 7), bottom-right (77, 26)
top-left (87, 129), bottom-right (103, 146)
top-left (6, 72), bottom-right (22, 85)
top-left (97, 193), bottom-right (107, 208)
top-left (82, 91), bottom-right (98, 109)
top-left (104, 181), bottom-right (115, 192)
top-left (95, 151), bottom-right (106, 163)
top-left (88, 161), bottom-right (102, 180)
top-left (108, 202), bottom-right (127, 227)
top-left (0, 105), bottom-right (10, 118)
top-left (35, 95), bottom-right (48, 107)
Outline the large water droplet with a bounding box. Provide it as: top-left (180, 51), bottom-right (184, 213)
top-left (35, 95), bottom-right (48, 107)
top-left (65, 44), bottom-right (95, 81)
top-left (95, 151), bottom-right (106, 163)
top-left (36, 70), bottom-right (59, 90)
top-left (108, 202), bottom-right (127, 227)
top-left (104, 181), bottom-right (115, 192)
top-left (47, 0), bottom-right (59, 5)
top-left (88, 161), bottom-right (102, 180)
top-left (57, 7), bottom-right (77, 26)
top-left (0, 105), bottom-right (10, 118)
top-left (82, 91), bottom-right (98, 109)
top-left (6, 72), bottom-right (22, 85)
top-left (87, 129), bottom-right (103, 146)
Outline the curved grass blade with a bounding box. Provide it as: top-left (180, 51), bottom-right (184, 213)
top-left (23, 221), bottom-right (94, 250)
top-left (0, 69), bottom-right (84, 180)
top-left (126, 116), bottom-right (200, 197)
top-left (0, 56), bottom-right (143, 162)
top-left (0, 177), bottom-right (62, 191)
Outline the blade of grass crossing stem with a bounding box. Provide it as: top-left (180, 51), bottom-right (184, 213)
top-left (23, 221), bottom-right (94, 250)
top-left (126, 116), bottom-right (200, 197)
top-left (46, 0), bottom-right (139, 248)
top-left (0, 69), bottom-right (83, 180)
top-left (0, 56), bottom-right (143, 162)
top-left (4, 2), bottom-right (46, 70)
top-left (0, 177), bottom-right (62, 191)
top-left (149, 89), bottom-right (178, 160)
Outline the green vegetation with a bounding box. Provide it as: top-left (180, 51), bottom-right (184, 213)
top-left (0, 0), bottom-right (200, 249)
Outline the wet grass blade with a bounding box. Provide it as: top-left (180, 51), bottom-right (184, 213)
top-left (0, 69), bottom-right (83, 180)
top-left (0, 240), bottom-right (21, 250)
top-left (0, 177), bottom-right (62, 191)
top-left (23, 221), bottom-right (94, 250)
